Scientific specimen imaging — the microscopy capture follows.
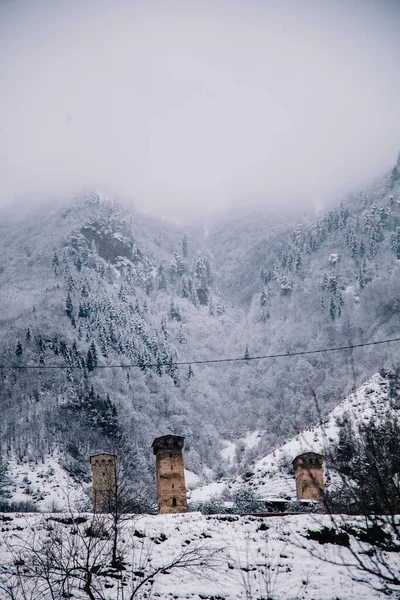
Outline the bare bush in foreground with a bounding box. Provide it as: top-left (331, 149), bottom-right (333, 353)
top-left (0, 514), bottom-right (222, 600)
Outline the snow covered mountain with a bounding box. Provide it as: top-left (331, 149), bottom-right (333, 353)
top-left (189, 371), bottom-right (398, 504)
top-left (1, 370), bottom-right (397, 513)
top-left (0, 153), bottom-right (400, 507)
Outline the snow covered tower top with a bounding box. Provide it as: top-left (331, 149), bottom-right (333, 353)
top-left (152, 435), bottom-right (187, 514)
top-left (293, 452), bottom-right (324, 500)
top-left (90, 453), bottom-right (117, 513)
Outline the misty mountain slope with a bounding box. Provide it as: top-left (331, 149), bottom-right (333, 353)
top-left (0, 156), bottom-right (400, 502)
top-left (0, 195), bottom-right (242, 497)
top-left (206, 207), bottom-right (306, 306)
top-left (207, 160), bottom-right (400, 461)
top-left (189, 371), bottom-right (397, 503)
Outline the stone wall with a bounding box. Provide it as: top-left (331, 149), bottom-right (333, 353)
top-left (293, 452), bottom-right (324, 500)
top-left (90, 453), bottom-right (117, 513)
top-left (153, 435), bottom-right (187, 514)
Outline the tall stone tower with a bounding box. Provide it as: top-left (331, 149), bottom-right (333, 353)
top-left (90, 453), bottom-right (117, 513)
top-left (152, 435), bottom-right (187, 514)
top-left (293, 452), bottom-right (324, 500)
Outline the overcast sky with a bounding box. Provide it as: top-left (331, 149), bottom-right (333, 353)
top-left (1, 0), bottom-right (400, 219)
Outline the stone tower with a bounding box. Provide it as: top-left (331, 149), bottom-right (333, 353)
top-left (90, 453), bottom-right (117, 513)
top-left (293, 452), bottom-right (324, 500)
top-left (152, 435), bottom-right (187, 514)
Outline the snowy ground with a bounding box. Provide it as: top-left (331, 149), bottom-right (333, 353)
top-left (190, 373), bottom-right (391, 503)
top-left (5, 451), bottom-right (89, 511)
top-left (221, 430), bottom-right (263, 463)
top-left (0, 511), bottom-right (397, 599)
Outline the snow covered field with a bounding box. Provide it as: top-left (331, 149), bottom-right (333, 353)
top-left (0, 511), bottom-right (397, 599)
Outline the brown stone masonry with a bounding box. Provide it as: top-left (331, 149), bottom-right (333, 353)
top-left (293, 452), bottom-right (324, 500)
top-left (152, 435), bottom-right (187, 514)
top-left (90, 453), bottom-right (117, 513)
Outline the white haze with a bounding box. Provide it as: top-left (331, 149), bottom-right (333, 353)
top-left (1, 0), bottom-right (400, 218)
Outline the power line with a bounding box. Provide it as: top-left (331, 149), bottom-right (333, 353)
top-left (1, 335), bottom-right (399, 371)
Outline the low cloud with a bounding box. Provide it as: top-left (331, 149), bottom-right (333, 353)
top-left (1, 0), bottom-right (400, 218)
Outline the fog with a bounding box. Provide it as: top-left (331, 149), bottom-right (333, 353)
top-left (1, 0), bottom-right (400, 219)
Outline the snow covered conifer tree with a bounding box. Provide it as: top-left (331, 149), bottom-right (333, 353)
top-left (157, 264), bottom-right (167, 290)
top-left (359, 238), bottom-right (365, 258)
top-left (15, 340), bottom-right (22, 357)
top-left (174, 249), bottom-right (185, 276)
top-left (181, 275), bottom-right (190, 298)
top-left (52, 250), bottom-right (59, 276)
top-left (86, 341), bottom-right (98, 371)
top-left (329, 296), bottom-right (336, 320)
top-left (360, 189), bottom-right (367, 207)
top-left (391, 227), bottom-right (400, 259)
top-left (170, 299), bottom-right (182, 321)
top-left (182, 233), bottom-right (188, 258)
top-left (65, 293), bottom-right (76, 327)
top-left (244, 345), bottom-right (250, 362)
top-left (161, 316), bottom-right (168, 339)
top-left (178, 324), bottom-right (185, 344)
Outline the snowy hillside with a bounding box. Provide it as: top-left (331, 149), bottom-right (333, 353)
top-left (4, 452), bottom-right (89, 511)
top-left (2, 372), bottom-right (394, 511)
top-left (189, 372), bottom-right (393, 502)
top-left (0, 153), bottom-right (400, 502)
top-left (3, 453), bottom-right (200, 512)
